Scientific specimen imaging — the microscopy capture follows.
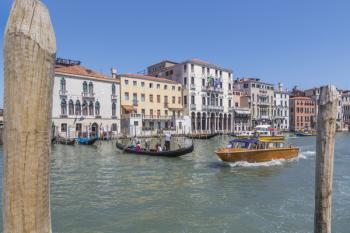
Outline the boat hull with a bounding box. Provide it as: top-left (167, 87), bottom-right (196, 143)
top-left (116, 142), bottom-right (194, 157)
top-left (186, 133), bottom-right (218, 139)
top-left (216, 147), bottom-right (299, 163)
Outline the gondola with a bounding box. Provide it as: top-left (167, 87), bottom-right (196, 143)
top-left (77, 137), bottom-right (98, 145)
top-left (116, 142), bottom-right (194, 157)
top-left (56, 137), bottom-right (76, 145)
top-left (186, 133), bottom-right (218, 140)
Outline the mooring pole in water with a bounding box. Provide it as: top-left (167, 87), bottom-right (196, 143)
top-left (3, 0), bottom-right (56, 232)
top-left (314, 85), bottom-right (338, 233)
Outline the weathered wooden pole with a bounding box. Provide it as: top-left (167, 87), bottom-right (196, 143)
top-left (314, 85), bottom-right (338, 233)
top-left (3, 0), bottom-right (56, 232)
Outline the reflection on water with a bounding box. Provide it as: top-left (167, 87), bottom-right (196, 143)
top-left (0, 133), bottom-right (349, 233)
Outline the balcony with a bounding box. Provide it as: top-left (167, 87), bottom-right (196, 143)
top-left (82, 92), bottom-right (95, 99)
top-left (111, 94), bottom-right (118, 100)
top-left (204, 86), bottom-right (223, 94)
top-left (59, 90), bottom-right (68, 96)
top-left (202, 105), bottom-right (224, 112)
top-left (190, 104), bottom-right (196, 111)
top-left (142, 115), bottom-right (174, 120)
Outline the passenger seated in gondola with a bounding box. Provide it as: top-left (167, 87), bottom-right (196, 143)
top-left (156, 144), bottom-right (163, 152)
top-left (145, 138), bottom-right (151, 151)
top-left (135, 141), bottom-right (141, 151)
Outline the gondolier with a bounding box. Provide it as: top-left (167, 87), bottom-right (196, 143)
top-left (164, 132), bottom-right (171, 151)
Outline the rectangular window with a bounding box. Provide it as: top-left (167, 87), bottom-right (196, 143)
top-left (157, 84), bottom-right (160, 89)
top-left (124, 92), bottom-right (129, 101)
top-left (157, 110), bottom-right (161, 117)
top-left (172, 96), bottom-right (175, 104)
top-left (76, 123), bottom-right (82, 132)
top-left (141, 94), bottom-right (145, 102)
top-left (172, 86), bottom-right (175, 90)
top-left (141, 82), bottom-right (145, 87)
top-left (61, 123), bottom-right (67, 132)
top-left (141, 109), bottom-right (145, 115)
top-left (165, 110), bottom-right (168, 116)
top-left (178, 86), bottom-right (181, 92)
top-left (178, 97), bottom-right (181, 104)
top-left (202, 79), bottom-right (205, 87)
top-left (229, 100), bottom-right (231, 107)
top-left (164, 96), bottom-right (168, 103)
top-left (124, 79), bottom-right (129, 85)
top-left (184, 95), bottom-right (187, 105)
top-left (191, 77), bottom-right (194, 85)
top-left (133, 93), bottom-right (137, 101)
top-left (191, 96), bottom-right (195, 104)
top-left (149, 83), bottom-right (153, 88)
top-left (149, 94), bottom-right (153, 102)
top-left (202, 97), bottom-right (206, 105)
top-left (157, 95), bottom-right (160, 103)
top-left (133, 81), bottom-right (137, 86)
top-left (184, 77), bottom-right (187, 86)
top-left (150, 109), bottom-right (153, 116)
top-left (184, 64), bottom-right (187, 72)
top-left (164, 85), bottom-right (167, 90)
top-left (111, 123), bottom-right (117, 131)
top-left (191, 64), bottom-right (194, 72)
top-left (202, 67), bottom-right (205, 74)
top-left (220, 99), bottom-right (223, 106)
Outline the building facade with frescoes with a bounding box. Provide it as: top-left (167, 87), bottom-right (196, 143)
top-left (52, 58), bottom-right (121, 139)
top-left (148, 58), bottom-right (235, 133)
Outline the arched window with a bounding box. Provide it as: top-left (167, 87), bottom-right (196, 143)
top-left (68, 99), bottom-right (74, 115)
top-left (75, 100), bottom-right (81, 115)
top-left (60, 78), bottom-right (66, 91)
top-left (112, 83), bottom-right (116, 95)
top-left (89, 101), bottom-right (94, 115)
top-left (83, 81), bottom-right (88, 93)
top-left (112, 102), bottom-right (116, 117)
top-left (95, 101), bottom-right (100, 116)
top-left (89, 82), bottom-right (94, 93)
top-left (61, 99), bottom-right (67, 115)
top-left (82, 100), bottom-right (88, 115)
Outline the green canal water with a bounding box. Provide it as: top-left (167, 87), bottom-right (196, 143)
top-left (0, 133), bottom-right (349, 233)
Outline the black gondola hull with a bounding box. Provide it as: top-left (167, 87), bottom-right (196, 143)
top-left (186, 133), bottom-right (218, 140)
top-left (116, 142), bottom-right (194, 157)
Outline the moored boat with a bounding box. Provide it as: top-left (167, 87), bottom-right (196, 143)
top-left (186, 133), bottom-right (218, 140)
top-left (77, 137), bottom-right (98, 145)
top-left (255, 125), bottom-right (285, 141)
top-left (215, 138), bottom-right (299, 163)
top-left (295, 131), bottom-right (316, 137)
top-left (116, 141), bottom-right (194, 157)
top-left (56, 137), bottom-right (76, 145)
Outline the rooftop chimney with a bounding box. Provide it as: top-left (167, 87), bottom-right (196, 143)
top-left (111, 67), bottom-right (117, 79)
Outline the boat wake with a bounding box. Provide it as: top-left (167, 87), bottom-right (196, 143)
top-left (227, 159), bottom-right (288, 168)
top-left (299, 150), bottom-right (316, 159)
top-left (225, 151), bottom-right (316, 168)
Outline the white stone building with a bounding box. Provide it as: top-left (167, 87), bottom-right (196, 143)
top-left (233, 78), bottom-right (275, 127)
top-left (148, 58), bottom-right (235, 133)
top-left (342, 90), bottom-right (350, 131)
top-left (273, 83), bottom-right (289, 131)
top-left (52, 59), bottom-right (121, 139)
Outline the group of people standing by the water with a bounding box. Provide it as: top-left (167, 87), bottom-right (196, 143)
top-left (130, 132), bottom-right (172, 152)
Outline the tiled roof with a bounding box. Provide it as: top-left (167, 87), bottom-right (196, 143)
top-left (119, 73), bottom-right (180, 85)
top-left (55, 64), bottom-right (119, 83)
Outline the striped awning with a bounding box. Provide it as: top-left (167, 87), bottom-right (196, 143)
top-left (235, 109), bottom-right (250, 115)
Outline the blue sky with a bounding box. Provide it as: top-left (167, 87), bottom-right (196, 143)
top-left (1, 0), bottom-right (350, 108)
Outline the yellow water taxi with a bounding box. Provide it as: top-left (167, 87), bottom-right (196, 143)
top-left (215, 139), bottom-right (299, 163)
top-left (255, 125), bottom-right (285, 141)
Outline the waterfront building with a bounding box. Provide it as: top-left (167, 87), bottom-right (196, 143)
top-left (147, 58), bottom-right (235, 133)
top-left (232, 89), bottom-right (252, 132)
top-left (342, 90), bottom-right (350, 131)
top-left (289, 92), bottom-right (316, 132)
top-left (305, 87), bottom-right (343, 131)
top-left (0, 108), bottom-right (3, 128)
top-left (273, 83), bottom-right (289, 131)
top-left (233, 78), bottom-right (275, 127)
top-left (52, 59), bottom-right (121, 139)
top-left (118, 73), bottom-right (189, 136)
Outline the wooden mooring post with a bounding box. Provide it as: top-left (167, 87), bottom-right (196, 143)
top-left (314, 85), bottom-right (338, 233)
top-left (3, 0), bottom-right (56, 233)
